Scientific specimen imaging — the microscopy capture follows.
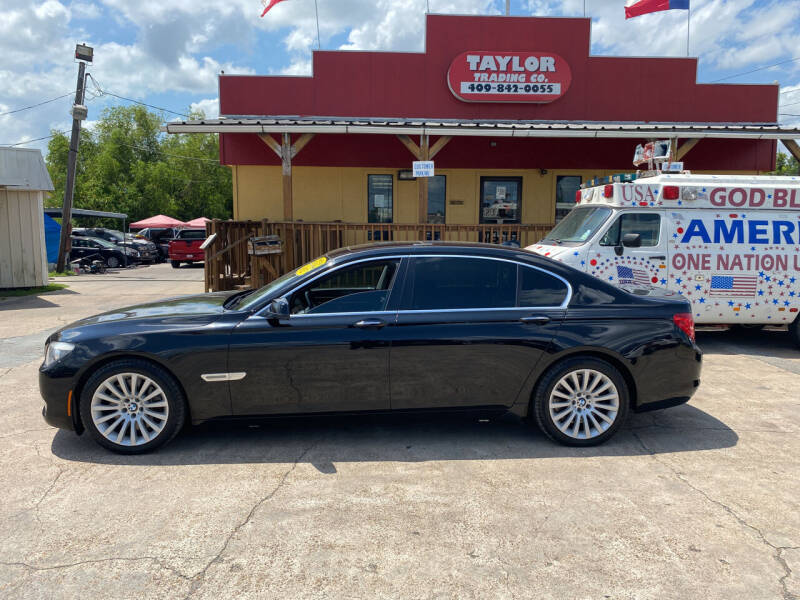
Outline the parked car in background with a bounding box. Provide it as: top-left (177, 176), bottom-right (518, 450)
top-left (131, 227), bottom-right (180, 262)
top-left (168, 229), bottom-right (207, 268)
top-left (69, 236), bottom-right (132, 268)
top-left (40, 242), bottom-right (702, 454)
top-left (73, 228), bottom-right (158, 263)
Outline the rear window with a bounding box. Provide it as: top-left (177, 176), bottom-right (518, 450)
top-left (518, 266), bottom-right (568, 307)
top-left (178, 229), bottom-right (206, 240)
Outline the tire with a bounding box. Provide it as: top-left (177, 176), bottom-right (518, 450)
top-left (79, 359), bottom-right (186, 454)
top-left (106, 255), bottom-right (120, 268)
top-left (790, 316), bottom-right (800, 349)
top-left (530, 357), bottom-right (630, 447)
top-left (170, 260), bottom-right (181, 268)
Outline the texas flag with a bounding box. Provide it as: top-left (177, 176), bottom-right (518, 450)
top-left (261, 0), bottom-right (288, 16)
top-left (625, 0), bottom-right (689, 19)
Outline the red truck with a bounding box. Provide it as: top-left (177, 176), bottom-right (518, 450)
top-left (168, 229), bottom-right (206, 268)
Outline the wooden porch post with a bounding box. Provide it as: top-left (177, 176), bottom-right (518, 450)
top-left (258, 132), bottom-right (315, 222)
top-left (418, 134), bottom-right (429, 224)
top-left (281, 133), bottom-right (293, 221)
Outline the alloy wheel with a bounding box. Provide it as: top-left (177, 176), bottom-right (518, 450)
top-left (548, 369), bottom-right (619, 440)
top-left (90, 373), bottom-right (169, 447)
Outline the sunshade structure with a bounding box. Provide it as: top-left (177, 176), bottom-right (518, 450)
top-left (130, 214), bottom-right (186, 229)
top-left (185, 217), bottom-right (210, 228)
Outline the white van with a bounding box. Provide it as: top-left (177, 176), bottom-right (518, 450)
top-left (526, 173), bottom-right (800, 345)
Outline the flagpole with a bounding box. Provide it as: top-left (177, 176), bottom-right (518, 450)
top-left (686, 4), bottom-right (690, 56)
top-left (314, 0), bottom-right (321, 49)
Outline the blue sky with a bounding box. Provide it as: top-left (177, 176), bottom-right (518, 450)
top-left (1, 0), bottom-right (798, 156)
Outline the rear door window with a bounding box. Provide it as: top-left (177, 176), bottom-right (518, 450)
top-left (405, 257), bottom-right (517, 310)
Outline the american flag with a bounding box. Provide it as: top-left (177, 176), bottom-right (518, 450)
top-left (616, 265), bottom-right (650, 285)
top-left (709, 275), bottom-right (758, 297)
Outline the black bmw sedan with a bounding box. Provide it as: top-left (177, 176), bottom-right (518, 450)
top-left (40, 242), bottom-right (701, 453)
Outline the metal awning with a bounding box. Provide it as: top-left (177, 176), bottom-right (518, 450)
top-left (165, 117), bottom-right (800, 140)
top-left (44, 208), bottom-right (127, 220)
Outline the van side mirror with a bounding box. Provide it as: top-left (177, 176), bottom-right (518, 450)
top-left (266, 297), bottom-right (290, 320)
top-left (622, 233), bottom-right (642, 248)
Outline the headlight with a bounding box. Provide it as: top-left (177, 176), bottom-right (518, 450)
top-left (43, 341), bottom-right (75, 368)
top-left (132, 249), bottom-right (141, 257)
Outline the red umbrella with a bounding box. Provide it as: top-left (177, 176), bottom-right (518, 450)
top-left (185, 217), bottom-right (210, 229)
top-left (129, 215), bottom-right (187, 229)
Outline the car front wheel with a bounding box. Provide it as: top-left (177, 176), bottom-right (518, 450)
top-left (79, 359), bottom-right (186, 454)
top-left (531, 357), bottom-right (629, 446)
top-left (790, 316), bottom-right (800, 349)
top-left (106, 255), bottom-right (120, 268)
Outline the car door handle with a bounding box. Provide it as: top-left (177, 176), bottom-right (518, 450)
top-left (352, 318), bottom-right (387, 329)
top-left (520, 316), bottom-right (551, 325)
top-left (649, 255), bottom-right (666, 260)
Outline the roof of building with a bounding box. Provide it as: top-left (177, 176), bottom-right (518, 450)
top-left (44, 208), bottom-right (128, 220)
top-left (0, 147), bottom-right (54, 191)
top-left (165, 117), bottom-right (800, 140)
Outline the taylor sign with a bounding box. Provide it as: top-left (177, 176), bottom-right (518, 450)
top-left (447, 51), bottom-right (572, 103)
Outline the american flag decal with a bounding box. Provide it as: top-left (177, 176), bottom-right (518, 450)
top-left (616, 265), bottom-right (650, 285)
top-left (709, 275), bottom-right (758, 297)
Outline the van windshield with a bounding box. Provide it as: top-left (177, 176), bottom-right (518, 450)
top-left (542, 206), bottom-right (613, 245)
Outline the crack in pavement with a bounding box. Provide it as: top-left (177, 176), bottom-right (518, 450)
top-left (0, 555), bottom-right (196, 584)
top-left (633, 431), bottom-right (798, 600)
top-left (181, 441), bottom-right (317, 599)
top-left (0, 428), bottom-right (54, 440)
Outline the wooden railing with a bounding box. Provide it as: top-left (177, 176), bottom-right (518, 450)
top-left (203, 220), bottom-right (554, 292)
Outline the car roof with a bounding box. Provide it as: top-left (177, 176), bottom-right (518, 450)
top-left (329, 241), bottom-right (535, 260)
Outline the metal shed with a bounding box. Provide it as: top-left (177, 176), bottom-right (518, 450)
top-left (0, 148), bottom-right (54, 288)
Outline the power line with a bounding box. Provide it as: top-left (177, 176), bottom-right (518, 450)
top-left (709, 56), bottom-right (800, 83)
top-left (0, 132), bottom-right (66, 147)
top-left (86, 74), bottom-right (191, 118)
top-left (0, 93), bottom-right (74, 117)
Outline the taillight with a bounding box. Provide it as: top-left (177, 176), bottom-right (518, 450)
top-left (603, 184), bottom-right (613, 198)
top-left (673, 313), bottom-right (695, 342)
top-left (575, 190), bottom-right (581, 203)
top-left (663, 186), bottom-right (679, 200)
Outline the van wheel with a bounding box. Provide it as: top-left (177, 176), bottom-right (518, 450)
top-left (790, 317), bottom-right (800, 349)
top-left (80, 359), bottom-right (186, 454)
top-left (530, 357), bottom-right (629, 446)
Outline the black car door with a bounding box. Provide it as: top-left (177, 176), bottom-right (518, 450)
top-left (228, 257), bottom-right (405, 415)
top-left (390, 255), bottom-right (567, 410)
top-left (69, 238), bottom-right (89, 259)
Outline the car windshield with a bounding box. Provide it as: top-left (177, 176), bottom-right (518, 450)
top-left (104, 230), bottom-right (125, 241)
top-left (233, 255), bottom-right (331, 311)
top-left (542, 206), bottom-right (613, 244)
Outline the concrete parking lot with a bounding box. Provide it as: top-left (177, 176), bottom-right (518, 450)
top-left (0, 263), bottom-right (797, 599)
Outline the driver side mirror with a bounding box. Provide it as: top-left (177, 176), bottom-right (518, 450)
top-left (266, 297), bottom-right (290, 320)
top-left (622, 232), bottom-right (642, 248)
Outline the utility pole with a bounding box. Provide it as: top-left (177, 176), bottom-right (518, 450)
top-left (505, 0), bottom-right (510, 15)
top-left (55, 44), bottom-right (93, 272)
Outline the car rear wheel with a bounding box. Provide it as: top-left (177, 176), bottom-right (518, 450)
top-left (80, 359), bottom-right (186, 454)
top-left (531, 357), bottom-right (629, 446)
top-left (171, 260), bottom-right (181, 268)
top-left (106, 255), bottom-right (120, 268)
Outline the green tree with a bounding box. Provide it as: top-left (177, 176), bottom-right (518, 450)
top-left (45, 105), bottom-right (232, 227)
top-left (773, 151), bottom-right (800, 175)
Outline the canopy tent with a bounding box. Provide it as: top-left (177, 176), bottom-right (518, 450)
top-left (185, 217), bottom-right (210, 228)
top-left (129, 214), bottom-right (186, 229)
top-left (43, 214), bottom-right (61, 263)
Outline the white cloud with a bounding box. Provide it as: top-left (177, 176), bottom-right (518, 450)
top-left (189, 97), bottom-right (219, 119)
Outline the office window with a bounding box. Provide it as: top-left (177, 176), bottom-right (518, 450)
top-left (368, 175), bottom-right (393, 224)
top-left (480, 177), bottom-right (522, 224)
top-left (427, 175), bottom-right (446, 224)
top-left (555, 175), bottom-right (581, 223)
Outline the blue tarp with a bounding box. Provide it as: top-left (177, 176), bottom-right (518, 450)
top-left (43, 214), bottom-right (61, 263)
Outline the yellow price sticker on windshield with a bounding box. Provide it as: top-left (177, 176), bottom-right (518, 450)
top-left (295, 256), bottom-right (327, 276)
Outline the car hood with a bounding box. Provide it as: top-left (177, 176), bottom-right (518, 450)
top-left (63, 292), bottom-right (237, 328)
